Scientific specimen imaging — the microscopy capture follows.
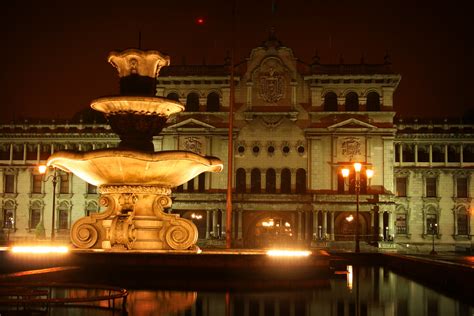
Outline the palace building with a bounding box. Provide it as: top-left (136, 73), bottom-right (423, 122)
top-left (1, 34), bottom-right (472, 251)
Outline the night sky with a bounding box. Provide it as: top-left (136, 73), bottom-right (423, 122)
top-left (0, 0), bottom-right (472, 123)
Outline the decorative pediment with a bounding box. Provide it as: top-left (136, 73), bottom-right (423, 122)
top-left (167, 118), bottom-right (216, 130)
top-left (327, 118), bottom-right (377, 130)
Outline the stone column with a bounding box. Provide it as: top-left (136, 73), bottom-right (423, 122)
top-left (453, 210), bottom-right (458, 235)
top-left (322, 211), bottom-right (328, 238)
top-left (330, 211), bottom-right (335, 241)
top-left (388, 211), bottom-right (394, 240)
top-left (429, 144), bottom-right (433, 166)
top-left (206, 210), bottom-right (211, 239)
top-left (261, 169), bottom-right (266, 192)
top-left (221, 209), bottom-right (226, 238)
top-left (246, 169), bottom-right (251, 193)
top-left (399, 143), bottom-right (403, 164)
top-left (444, 144), bottom-right (448, 165)
top-left (378, 210), bottom-right (385, 240)
top-left (414, 144), bottom-right (418, 166)
top-left (237, 210), bottom-right (243, 240)
top-left (9, 143), bottom-right (13, 164)
top-left (312, 210), bottom-right (319, 240)
top-left (36, 143), bottom-right (40, 162)
top-left (305, 211), bottom-right (311, 241)
top-left (297, 211), bottom-right (303, 241)
top-left (213, 210), bottom-right (218, 237)
top-left (276, 169), bottom-right (282, 191)
top-left (291, 169), bottom-right (297, 193)
top-left (22, 144), bottom-right (26, 164)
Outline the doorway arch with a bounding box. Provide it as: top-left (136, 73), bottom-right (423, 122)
top-left (334, 211), bottom-right (369, 241)
top-left (245, 213), bottom-right (295, 248)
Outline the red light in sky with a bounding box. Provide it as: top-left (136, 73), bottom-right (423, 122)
top-left (196, 17), bottom-right (205, 25)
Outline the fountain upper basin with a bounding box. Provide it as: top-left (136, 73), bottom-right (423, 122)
top-left (47, 149), bottom-right (223, 187)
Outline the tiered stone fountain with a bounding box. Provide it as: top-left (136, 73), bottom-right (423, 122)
top-left (47, 49), bottom-right (223, 251)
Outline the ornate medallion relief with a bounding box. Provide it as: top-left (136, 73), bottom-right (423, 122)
top-left (255, 58), bottom-right (287, 104)
top-left (337, 136), bottom-right (365, 162)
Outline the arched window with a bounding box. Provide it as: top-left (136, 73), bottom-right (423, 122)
top-left (251, 168), bottom-right (261, 193)
top-left (281, 168), bottom-right (291, 193)
top-left (295, 169), bottom-right (306, 193)
top-left (58, 202), bottom-right (70, 230)
top-left (395, 206), bottom-right (408, 234)
top-left (206, 92), bottom-right (220, 112)
top-left (366, 92), bottom-right (380, 111)
top-left (86, 201), bottom-right (98, 216)
top-left (236, 168), bottom-right (246, 193)
top-left (2, 200), bottom-right (15, 229)
top-left (266, 169), bottom-right (276, 193)
top-left (29, 201), bottom-right (42, 229)
top-left (323, 92), bottom-right (338, 111)
top-left (345, 92), bottom-right (359, 111)
top-left (186, 92), bottom-right (200, 112)
top-left (448, 145), bottom-right (460, 162)
top-left (337, 172), bottom-right (345, 193)
top-left (166, 92), bottom-right (180, 101)
top-left (432, 145), bottom-right (444, 162)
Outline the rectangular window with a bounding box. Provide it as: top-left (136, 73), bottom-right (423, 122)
top-left (59, 174), bottom-right (69, 194)
top-left (396, 178), bottom-right (407, 197)
top-left (4, 174), bottom-right (15, 193)
top-left (30, 209), bottom-right (41, 229)
top-left (426, 178), bottom-right (437, 197)
top-left (3, 209), bottom-right (14, 228)
top-left (426, 214), bottom-right (438, 234)
top-left (87, 183), bottom-right (97, 194)
top-left (32, 175), bottom-right (43, 193)
top-left (395, 214), bottom-right (407, 234)
top-left (456, 178), bottom-right (468, 198)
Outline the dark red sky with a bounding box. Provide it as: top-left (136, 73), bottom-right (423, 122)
top-left (0, 0), bottom-right (472, 123)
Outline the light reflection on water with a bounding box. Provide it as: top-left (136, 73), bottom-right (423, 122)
top-left (36, 266), bottom-right (474, 315)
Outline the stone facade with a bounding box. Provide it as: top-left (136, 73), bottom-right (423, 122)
top-left (1, 35), bottom-right (472, 250)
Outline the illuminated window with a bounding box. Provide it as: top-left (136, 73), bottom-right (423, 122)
top-left (40, 144), bottom-right (50, 160)
top-left (426, 213), bottom-right (437, 234)
top-left (395, 213), bottom-right (407, 234)
top-left (2, 208), bottom-right (14, 229)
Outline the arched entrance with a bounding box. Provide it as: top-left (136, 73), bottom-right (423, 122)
top-left (334, 212), bottom-right (369, 241)
top-left (246, 213), bottom-right (295, 248)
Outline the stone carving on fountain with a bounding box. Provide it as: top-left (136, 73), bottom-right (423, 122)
top-left (47, 49), bottom-right (223, 251)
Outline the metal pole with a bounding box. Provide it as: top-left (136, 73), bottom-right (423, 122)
top-left (51, 168), bottom-right (57, 241)
top-left (355, 172), bottom-right (360, 253)
top-left (225, 0), bottom-right (236, 249)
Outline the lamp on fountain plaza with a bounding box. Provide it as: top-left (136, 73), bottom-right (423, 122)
top-left (38, 164), bottom-right (59, 241)
top-left (341, 163), bottom-right (374, 253)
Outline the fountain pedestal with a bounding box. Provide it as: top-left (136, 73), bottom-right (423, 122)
top-left (71, 185), bottom-right (198, 250)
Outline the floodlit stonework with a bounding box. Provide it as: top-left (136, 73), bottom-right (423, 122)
top-left (0, 34), bottom-right (472, 251)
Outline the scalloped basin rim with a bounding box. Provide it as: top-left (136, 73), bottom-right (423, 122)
top-left (47, 149), bottom-right (223, 187)
top-left (90, 96), bottom-right (184, 115)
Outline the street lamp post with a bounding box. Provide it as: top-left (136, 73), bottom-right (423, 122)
top-left (342, 163), bottom-right (373, 253)
top-left (38, 165), bottom-right (59, 241)
top-left (430, 222), bottom-right (438, 255)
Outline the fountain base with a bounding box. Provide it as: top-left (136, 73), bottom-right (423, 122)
top-left (71, 185), bottom-right (198, 251)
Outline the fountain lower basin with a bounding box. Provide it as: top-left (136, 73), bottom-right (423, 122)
top-left (47, 150), bottom-right (223, 251)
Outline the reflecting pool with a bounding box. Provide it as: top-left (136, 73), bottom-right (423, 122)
top-left (3, 265), bottom-right (471, 316)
